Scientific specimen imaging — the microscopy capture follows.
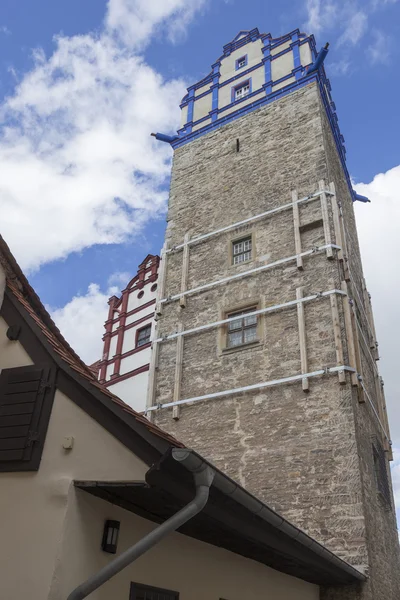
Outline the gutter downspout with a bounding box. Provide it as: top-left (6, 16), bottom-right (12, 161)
top-left (353, 192), bottom-right (370, 203)
top-left (304, 43), bottom-right (329, 76)
top-left (67, 455), bottom-right (214, 600)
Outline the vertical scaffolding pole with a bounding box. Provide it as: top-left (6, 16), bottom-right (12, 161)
top-left (296, 287), bottom-right (309, 392)
top-left (156, 243), bottom-right (168, 316)
top-left (172, 323), bottom-right (184, 420)
top-left (330, 293), bottom-right (346, 384)
top-left (319, 180), bottom-right (333, 259)
top-left (180, 233), bottom-right (190, 308)
top-left (341, 281), bottom-right (359, 388)
top-left (292, 190), bottom-right (303, 270)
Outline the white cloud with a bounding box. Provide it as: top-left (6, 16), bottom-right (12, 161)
top-left (0, 0), bottom-right (208, 273)
top-left (106, 0), bottom-right (208, 47)
top-left (0, 25), bottom-right (11, 35)
top-left (303, 0), bottom-right (395, 72)
top-left (304, 0), bottom-right (339, 34)
top-left (368, 30), bottom-right (391, 64)
top-left (49, 283), bottom-right (111, 364)
top-left (107, 271), bottom-right (132, 289)
top-left (354, 165), bottom-right (400, 453)
top-left (337, 10), bottom-right (368, 46)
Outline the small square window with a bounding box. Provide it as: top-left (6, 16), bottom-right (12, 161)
top-left (236, 55), bottom-right (247, 69)
top-left (136, 324), bottom-right (151, 348)
top-left (232, 236), bottom-right (252, 265)
top-left (226, 308), bottom-right (258, 348)
top-left (234, 81), bottom-right (250, 100)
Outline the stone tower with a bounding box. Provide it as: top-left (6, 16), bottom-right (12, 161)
top-left (148, 28), bottom-right (400, 599)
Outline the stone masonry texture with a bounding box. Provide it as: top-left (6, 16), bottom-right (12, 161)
top-left (153, 82), bottom-right (400, 599)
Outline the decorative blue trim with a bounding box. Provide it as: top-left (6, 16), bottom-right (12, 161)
top-left (231, 78), bottom-right (252, 103)
top-left (270, 46), bottom-right (293, 61)
top-left (186, 88), bottom-right (194, 129)
top-left (171, 75), bottom-right (318, 150)
top-left (291, 33), bottom-right (301, 81)
top-left (219, 61), bottom-right (263, 89)
top-left (262, 37), bottom-right (271, 95)
top-left (210, 108), bottom-right (218, 123)
top-left (223, 28), bottom-right (262, 57)
top-left (235, 54), bottom-right (248, 70)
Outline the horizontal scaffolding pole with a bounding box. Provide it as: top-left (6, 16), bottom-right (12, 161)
top-left (161, 243), bottom-right (340, 304)
top-left (146, 365), bottom-right (354, 412)
top-left (155, 289), bottom-right (346, 344)
top-left (166, 189), bottom-right (334, 253)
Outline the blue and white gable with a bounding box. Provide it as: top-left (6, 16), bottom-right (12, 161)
top-left (178, 28), bottom-right (316, 140)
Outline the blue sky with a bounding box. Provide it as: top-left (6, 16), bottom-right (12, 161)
top-left (1, 0), bottom-right (400, 515)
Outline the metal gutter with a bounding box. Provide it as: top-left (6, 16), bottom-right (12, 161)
top-left (67, 455), bottom-right (214, 600)
top-left (173, 449), bottom-right (366, 583)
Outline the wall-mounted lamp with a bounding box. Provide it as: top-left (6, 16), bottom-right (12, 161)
top-left (101, 520), bottom-right (120, 554)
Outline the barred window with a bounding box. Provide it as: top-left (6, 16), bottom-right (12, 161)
top-left (136, 324), bottom-right (151, 348)
top-left (373, 441), bottom-right (391, 507)
top-left (232, 236), bottom-right (252, 264)
top-left (237, 56), bottom-right (247, 69)
top-left (227, 308), bottom-right (258, 348)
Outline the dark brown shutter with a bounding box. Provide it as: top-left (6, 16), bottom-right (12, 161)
top-left (0, 365), bottom-right (52, 466)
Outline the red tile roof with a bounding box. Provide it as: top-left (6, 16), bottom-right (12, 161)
top-left (0, 235), bottom-right (183, 449)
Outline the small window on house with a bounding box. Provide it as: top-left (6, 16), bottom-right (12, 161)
top-left (227, 308), bottom-right (258, 348)
top-left (232, 236), bottom-right (252, 265)
top-left (236, 55), bottom-right (247, 69)
top-left (130, 582), bottom-right (179, 600)
top-left (234, 81), bottom-right (250, 100)
top-left (136, 324), bottom-right (151, 348)
top-left (373, 441), bottom-right (391, 508)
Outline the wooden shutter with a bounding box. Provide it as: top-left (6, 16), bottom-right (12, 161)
top-left (0, 365), bottom-right (54, 471)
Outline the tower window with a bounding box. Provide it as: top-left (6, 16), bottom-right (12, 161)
top-left (136, 324), bottom-right (151, 348)
top-left (234, 81), bottom-right (250, 101)
top-left (226, 308), bottom-right (258, 348)
top-left (373, 441), bottom-right (391, 507)
top-left (232, 236), bottom-right (252, 264)
top-left (235, 55), bottom-right (248, 70)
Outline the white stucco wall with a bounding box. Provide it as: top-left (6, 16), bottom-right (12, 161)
top-left (120, 345), bottom-right (151, 375)
top-left (127, 283), bottom-right (156, 313)
top-left (0, 388), bottom-right (148, 600)
top-left (107, 370), bottom-right (149, 412)
top-left (0, 316), bottom-right (34, 370)
top-left (300, 42), bottom-right (312, 66)
top-left (271, 51), bottom-right (294, 81)
top-left (219, 38), bottom-right (263, 83)
top-left (49, 488), bottom-right (320, 600)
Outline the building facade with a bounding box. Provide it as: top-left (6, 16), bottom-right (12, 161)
top-left (0, 235), bottom-right (364, 600)
top-left (98, 254), bottom-right (159, 411)
top-left (149, 28), bottom-right (400, 599)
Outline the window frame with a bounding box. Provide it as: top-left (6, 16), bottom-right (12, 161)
top-left (130, 582), bottom-right (179, 600)
top-left (135, 324), bottom-right (152, 349)
top-left (235, 54), bottom-right (248, 70)
top-left (226, 307), bottom-right (259, 349)
top-left (231, 78), bottom-right (252, 103)
top-left (218, 299), bottom-right (263, 354)
top-left (231, 235), bottom-right (253, 266)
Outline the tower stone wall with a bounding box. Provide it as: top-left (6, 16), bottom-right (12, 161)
top-left (150, 73), bottom-right (400, 598)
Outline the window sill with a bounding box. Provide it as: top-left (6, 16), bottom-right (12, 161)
top-left (230, 258), bottom-right (252, 268)
top-left (222, 340), bottom-right (261, 355)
